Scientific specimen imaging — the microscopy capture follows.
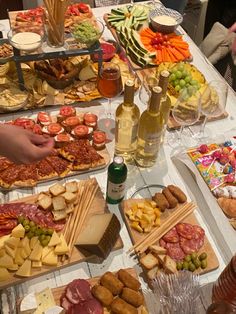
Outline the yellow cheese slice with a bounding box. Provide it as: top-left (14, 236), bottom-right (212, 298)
top-left (32, 260), bottom-right (42, 268)
top-left (34, 288), bottom-right (56, 314)
top-left (42, 246), bottom-right (54, 260)
top-left (48, 232), bottom-right (61, 247)
top-left (54, 234), bottom-right (69, 255)
top-left (21, 248), bottom-right (29, 260)
top-left (16, 259), bottom-right (31, 277)
top-left (7, 263), bottom-right (19, 271)
top-left (0, 248), bottom-right (5, 258)
top-left (5, 236), bottom-right (20, 249)
top-left (0, 267), bottom-right (11, 281)
top-left (12, 224), bottom-right (25, 238)
top-left (15, 248), bottom-right (25, 266)
top-left (21, 238), bottom-right (31, 256)
top-left (0, 254), bottom-right (14, 268)
top-left (29, 242), bottom-right (43, 262)
top-left (0, 235), bottom-right (10, 250)
top-left (5, 245), bottom-right (16, 259)
top-left (30, 237), bottom-right (39, 250)
top-left (42, 250), bottom-right (58, 266)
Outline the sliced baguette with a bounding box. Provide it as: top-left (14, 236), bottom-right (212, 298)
top-left (52, 196), bottom-right (66, 211)
top-left (140, 253), bottom-right (158, 270)
top-left (49, 183), bottom-right (66, 196)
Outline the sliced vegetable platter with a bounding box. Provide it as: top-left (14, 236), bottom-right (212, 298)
top-left (104, 4), bottom-right (192, 69)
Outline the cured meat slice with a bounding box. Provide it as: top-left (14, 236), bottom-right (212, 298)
top-left (0, 219), bottom-right (17, 230)
top-left (66, 279), bottom-right (92, 304)
top-left (192, 225), bottom-right (205, 240)
top-left (72, 299), bottom-right (103, 314)
top-left (46, 156), bottom-right (71, 177)
top-left (166, 242), bottom-right (185, 261)
top-left (180, 236), bottom-right (204, 255)
top-left (159, 238), bottom-right (167, 248)
top-left (176, 223), bottom-right (194, 240)
top-left (60, 292), bottom-right (72, 311)
top-left (162, 227), bottom-right (179, 243)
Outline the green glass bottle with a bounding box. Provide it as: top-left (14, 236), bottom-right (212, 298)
top-left (106, 156), bottom-right (128, 204)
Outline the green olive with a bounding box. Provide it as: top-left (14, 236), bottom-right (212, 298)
top-left (201, 259), bottom-right (207, 269)
top-left (42, 228), bottom-right (48, 235)
top-left (35, 228), bottom-right (43, 236)
top-left (39, 234), bottom-right (46, 241)
top-left (184, 255), bottom-right (191, 262)
top-left (193, 258), bottom-right (201, 269)
top-left (199, 253), bottom-right (207, 261)
top-left (29, 221), bottom-right (35, 227)
top-left (191, 252), bottom-right (197, 261)
top-left (23, 219), bottom-right (29, 226)
top-left (41, 239), bottom-right (49, 247)
top-left (176, 262), bottom-right (183, 270)
top-left (182, 261), bottom-right (189, 270)
top-left (30, 226), bottom-right (36, 233)
top-left (188, 263), bottom-right (196, 272)
top-left (26, 231), bottom-right (34, 239)
top-left (45, 235), bottom-right (51, 242)
top-left (18, 216), bottom-right (24, 224)
top-left (47, 229), bottom-right (54, 236)
top-left (24, 225), bottom-right (30, 232)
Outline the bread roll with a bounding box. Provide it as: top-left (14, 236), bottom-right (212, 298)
top-left (218, 197), bottom-right (236, 218)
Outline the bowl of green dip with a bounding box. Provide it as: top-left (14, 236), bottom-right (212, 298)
top-left (72, 20), bottom-right (104, 47)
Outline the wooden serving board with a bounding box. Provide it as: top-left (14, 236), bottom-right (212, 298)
top-left (137, 68), bottom-right (228, 130)
top-left (121, 199), bottom-right (219, 275)
top-left (0, 179), bottom-right (123, 289)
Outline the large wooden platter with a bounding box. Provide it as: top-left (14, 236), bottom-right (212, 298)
top-left (121, 199), bottom-right (219, 275)
top-left (137, 68), bottom-right (228, 130)
top-left (0, 180), bottom-right (123, 289)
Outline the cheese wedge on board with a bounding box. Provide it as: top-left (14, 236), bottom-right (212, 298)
top-left (12, 224), bottom-right (25, 238)
top-left (15, 248), bottom-right (25, 265)
top-left (48, 232), bottom-right (61, 247)
top-left (42, 246), bottom-right (54, 260)
top-left (0, 254), bottom-right (14, 268)
top-left (29, 242), bottom-right (43, 261)
top-left (21, 238), bottom-right (31, 256)
top-left (16, 259), bottom-right (31, 277)
top-left (30, 237), bottom-right (39, 250)
top-left (0, 235), bottom-right (10, 249)
top-left (20, 292), bottom-right (37, 314)
top-left (42, 250), bottom-right (58, 266)
top-left (54, 234), bottom-right (69, 255)
top-left (5, 236), bottom-right (20, 249)
top-left (5, 244), bottom-right (16, 259)
top-left (34, 288), bottom-right (56, 314)
top-left (76, 213), bottom-right (121, 258)
top-left (32, 260), bottom-right (42, 268)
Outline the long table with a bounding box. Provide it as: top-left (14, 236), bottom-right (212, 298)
top-left (1, 4), bottom-right (236, 313)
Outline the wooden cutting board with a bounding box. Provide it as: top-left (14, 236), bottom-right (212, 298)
top-left (0, 179), bottom-right (123, 289)
top-left (121, 199), bottom-right (219, 275)
top-left (137, 68), bottom-right (228, 130)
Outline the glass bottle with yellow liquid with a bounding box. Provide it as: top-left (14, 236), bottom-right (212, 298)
top-left (134, 86), bottom-right (164, 167)
top-left (159, 70), bottom-right (171, 143)
top-left (115, 79), bottom-right (140, 162)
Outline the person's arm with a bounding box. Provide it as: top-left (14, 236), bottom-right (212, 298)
top-left (0, 124), bottom-right (54, 164)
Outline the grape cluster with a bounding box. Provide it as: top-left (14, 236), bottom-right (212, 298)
top-left (169, 63), bottom-right (201, 95)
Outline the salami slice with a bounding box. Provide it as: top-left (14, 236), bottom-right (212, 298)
top-left (0, 219), bottom-right (17, 230)
top-left (162, 227), bottom-right (179, 243)
top-left (166, 242), bottom-right (185, 261)
top-left (59, 106), bottom-right (76, 117)
top-left (179, 236), bottom-right (204, 255)
top-left (37, 111), bottom-right (51, 126)
top-left (192, 225), bottom-right (205, 240)
top-left (66, 279), bottom-right (92, 304)
top-left (176, 223), bottom-right (194, 240)
top-left (159, 238), bottom-right (167, 248)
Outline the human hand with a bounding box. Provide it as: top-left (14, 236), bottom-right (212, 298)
top-left (229, 22), bottom-right (236, 54)
top-left (0, 124), bottom-right (54, 164)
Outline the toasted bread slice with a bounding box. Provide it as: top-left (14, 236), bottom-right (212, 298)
top-left (140, 253), bottom-right (158, 270)
top-left (149, 245), bottom-right (167, 256)
top-left (62, 192), bottom-right (77, 204)
top-left (49, 183), bottom-right (66, 196)
top-left (52, 196), bottom-right (66, 211)
top-left (52, 210), bottom-right (67, 221)
top-left (163, 255), bottom-right (177, 274)
top-left (37, 194), bottom-right (52, 210)
top-left (65, 181), bottom-right (78, 193)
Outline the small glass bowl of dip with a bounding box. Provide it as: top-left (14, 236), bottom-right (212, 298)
top-left (8, 25), bottom-right (44, 52)
top-left (149, 7), bottom-right (183, 33)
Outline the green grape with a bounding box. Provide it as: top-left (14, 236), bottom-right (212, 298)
top-left (173, 79), bottom-right (180, 87)
top-left (176, 262), bottom-right (183, 270)
top-left (45, 235), bottom-right (51, 242)
top-left (169, 73), bottom-right (176, 81)
top-left (24, 225), bottom-right (30, 232)
top-left (190, 79), bottom-right (198, 86)
top-left (189, 263), bottom-right (196, 272)
top-left (191, 252), bottom-right (197, 261)
top-left (185, 76), bottom-right (191, 84)
top-left (181, 70), bottom-right (188, 78)
top-left (35, 228), bottom-right (42, 236)
top-left (30, 226), bottom-right (36, 233)
top-left (39, 234), bottom-right (46, 242)
top-left (29, 221), bottom-right (35, 227)
top-left (179, 79), bottom-right (186, 88)
top-left (176, 71), bottom-right (182, 79)
top-left (199, 252), bottom-right (207, 261)
top-left (201, 259), bottom-right (207, 269)
top-left (41, 239), bottom-right (49, 247)
top-left (26, 231), bottom-right (34, 239)
top-left (23, 219), bottom-right (29, 226)
top-left (175, 85), bottom-right (181, 92)
top-left (193, 259), bottom-right (201, 269)
top-left (42, 228), bottom-right (48, 235)
top-left (184, 255), bottom-right (191, 262)
top-left (182, 261), bottom-right (189, 270)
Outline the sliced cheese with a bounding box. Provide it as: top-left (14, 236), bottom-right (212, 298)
top-left (15, 248), bottom-right (25, 265)
top-left (32, 260), bottom-right (42, 268)
top-left (12, 224), bottom-right (25, 238)
top-left (0, 267), bottom-right (11, 281)
top-left (5, 236), bottom-right (20, 249)
top-left (30, 237), bottom-right (39, 250)
top-left (44, 306), bottom-right (64, 314)
top-left (76, 213), bottom-right (121, 258)
top-left (16, 259), bottom-right (31, 277)
top-left (0, 248), bottom-right (5, 258)
top-left (42, 246), bottom-right (54, 260)
top-left (5, 245), bottom-right (16, 259)
top-left (48, 232), bottom-right (61, 247)
top-left (21, 237), bottom-right (31, 256)
top-left (54, 234), bottom-right (69, 255)
top-left (21, 248), bottom-right (29, 259)
top-left (34, 288), bottom-right (56, 314)
top-left (42, 250), bottom-right (58, 266)
top-left (0, 234), bottom-right (10, 249)
top-left (20, 292), bottom-right (37, 314)
top-left (29, 242), bottom-right (43, 261)
top-left (7, 263), bottom-right (19, 271)
top-left (0, 254), bottom-right (14, 268)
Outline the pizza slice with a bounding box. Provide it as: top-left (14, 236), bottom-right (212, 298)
top-left (14, 164), bottom-right (38, 187)
top-left (0, 165), bottom-right (21, 188)
top-left (58, 140), bottom-right (90, 162)
top-left (72, 146), bottom-right (91, 171)
top-left (46, 155), bottom-right (71, 177)
top-left (36, 159), bottom-right (58, 180)
top-left (86, 145), bottom-right (105, 168)
top-left (0, 157), bottom-right (13, 173)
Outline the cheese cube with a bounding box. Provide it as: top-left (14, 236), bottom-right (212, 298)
top-left (0, 267), bottom-right (11, 281)
top-left (32, 260), bottom-right (42, 268)
top-left (0, 254), bottom-right (14, 268)
top-left (54, 234), bottom-right (69, 255)
top-left (16, 259), bottom-right (31, 277)
top-left (42, 250), bottom-right (58, 266)
top-left (29, 242), bottom-right (43, 261)
top-left (5, 236), bottom-right (20, 249)
top-left (48, 232), bottom-right (61, 247)
top-left (11, 224), bottom-right (25, 238)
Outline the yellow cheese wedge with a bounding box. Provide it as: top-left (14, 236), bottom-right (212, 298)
top-left (5, 236), bottom-right (20, 249)
top-left (30, 237), bottom-right (39, 250)
top-left (12, 224), bottom-right (25, 238)
top-left (21, 238), bottom-right (31, 256)
top-left (0, 254), bottom-right (14, 268)
top-left (29, 242), bottom-right (43, 261)
top-left (42, 246), bottom-right (54, 260)
top-left (7, 263), bottom-right (19, 271)
top-left (16, 259), bottom-right (31, 277)
top-left (42, 250), bottom-right (58, 266)
top-left (48, 232), bottom-right (61, 247)
top-left (0, 235), bottom-right (10, 249)
top-left (0, 248), bottom-right (5, 258)
top-left (21, 248), bottom-right (29, 260)
top-left (32, 260), bottom-right (42, 268)
top-left (15, 248), bottom-right (25, 266)
top-left (0, 267), bottom-right (11, 281)
top-left (5, 245), bottom-right (16, 259)
top-left (34, 288), bottom-right (56, 314)
top-left (54, 234), bottom-right (69, 255)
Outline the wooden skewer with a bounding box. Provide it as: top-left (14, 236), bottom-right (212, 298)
top-left (128, 202), bottom-right (196, 255)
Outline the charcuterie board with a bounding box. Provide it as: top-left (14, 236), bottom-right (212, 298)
top-left (0, 179), bottom-right (123, 289)
top-left (121, 198), bottom-right (219, 276)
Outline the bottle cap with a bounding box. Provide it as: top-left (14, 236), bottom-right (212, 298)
top-left (113, 156), bottom-right (124, 165)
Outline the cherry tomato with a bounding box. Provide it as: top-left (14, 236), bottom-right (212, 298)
top-left (78, 3), bottom-right (90, 13)
top-left (163, 35), bottom-right (168, 41)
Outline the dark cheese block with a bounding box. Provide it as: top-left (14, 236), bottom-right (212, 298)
top-left (76, 213), bottom-right (121, 259)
